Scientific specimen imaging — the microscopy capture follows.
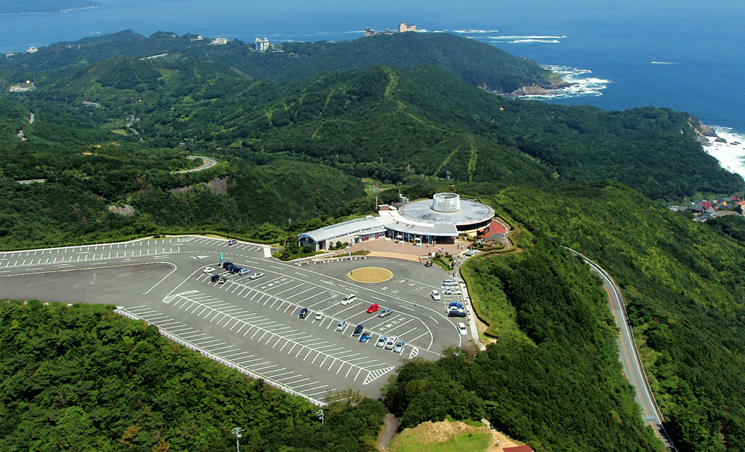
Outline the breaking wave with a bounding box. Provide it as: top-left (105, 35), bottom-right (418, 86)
top-left (702, 126), bottom-right (745, 179)
top-left (487, 35), bottom-right (567, 44)
top-left (514, 65), bottom-right (611, 99)
top-left (453, 29), bottom-right (500, 34)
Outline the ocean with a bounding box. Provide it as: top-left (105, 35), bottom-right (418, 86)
top-left (1, 0), bottom-right (744, 178)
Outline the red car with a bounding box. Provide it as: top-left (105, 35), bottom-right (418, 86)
top-left (366, 303), bottom-right (380, 313)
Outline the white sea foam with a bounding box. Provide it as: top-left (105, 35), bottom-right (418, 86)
top-left (700, 127), bottom-right (745, 179)
top-left (651, 61), bottom-right (677, 65)
top-left (487, 35), bottom-right (567, 44)
top-left (511, 65), bottom-right (611, 99)
top-left (511, 39), bottom-right (561, 44)
top-left (453, 29), bottom-right (500, 34)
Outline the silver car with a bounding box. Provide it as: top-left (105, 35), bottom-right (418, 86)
top-left (378, 308), bottom-right (393, 318)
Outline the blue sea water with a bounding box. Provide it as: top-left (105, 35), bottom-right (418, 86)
top-left (2, 0), bottom-right (744, 173)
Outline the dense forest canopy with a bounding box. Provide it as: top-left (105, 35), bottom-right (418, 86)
top-left (0, 301), bottom-right (386, 451)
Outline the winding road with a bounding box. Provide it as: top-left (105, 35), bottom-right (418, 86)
top-left (568, 248), bottom-right (676, 450)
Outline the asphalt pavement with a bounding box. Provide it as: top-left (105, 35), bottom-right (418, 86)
top-left (0, 236), bottom-right (465, 404)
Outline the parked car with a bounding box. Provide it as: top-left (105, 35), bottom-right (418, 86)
top-left (211, 274), bottom-right (220, 282)
top-left (448, 309), bottom-right (467, 318)
top-left (299, 308), bottom-right (308, 319)
top-left (431, 290), bottom-right (441, 301)
top-left (449, 302), bottom-right (464, 309)
top-left (444, 288), bottom-right (461, 295)
top-left (378, 308), bottom-right (393, 318)
top-left (228, 266), bottom-right (240, 274)
top-left (366, 303), bottom-right (380, 313)
top-left (222, 261), bottom-right (233, 269)
top-left (352, 324), bottom-right (364, 337)
top-left (249, 272), bottom-right (264, 280)
top-left (443, 279), bottom-right (458, 286)
top-left (393, 341), bottom-right (405, 353)
top-left (376, 336), bottom-right (387, 347)
top-left (336, 320), bottom-right (346, 331)
top-left (458, 322), bottom-right (468, 335)
top-left (239, 268), bottom-right (251, 275)
top-left (384, 336), bottom-right (397, 349)
top-left (315, 312), bottom-right (323, 321)
top-left (359, 331), bottom-right (372, 343)
top-left (340, 294), bottom-right (356, 305)
top-left (203, 266), bottom-right (215, 274)
top-left (227, 239), bottom-right (237, 245)
top-left (218, 276), bottom-right (227, 284)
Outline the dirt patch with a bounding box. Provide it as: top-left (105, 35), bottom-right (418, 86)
top-left (108, 204), bottom-right (135, 216)
top-left (169, 176), bottom-right (228, 196)
top-left (474, 315), bottom-right (497, 346)
top-left (347, 267), bottom-right (393, 283)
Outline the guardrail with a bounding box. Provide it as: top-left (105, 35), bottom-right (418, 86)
top-left (114, 308), bottom-right (328, 407)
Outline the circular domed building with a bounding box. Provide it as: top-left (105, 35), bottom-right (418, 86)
top-left (298, 193), bottom-right (494, 251)
top-left (378, 193), bottom-right (494, 244)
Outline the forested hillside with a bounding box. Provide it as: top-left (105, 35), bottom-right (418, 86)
top-left (15, 58), bottom-right (740, 198)
top-left (0, 301), bottom-right (386, 451)
top-left (387, 230), bottom-right (664, 452)
top-left (0, 30), bottom-right (561, 93)
top-left (456, 181), bottom-right (745, 451)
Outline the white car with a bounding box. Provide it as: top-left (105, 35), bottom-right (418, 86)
top-left (444, 288), bottom-right (461, 295)
top-left (315, 312), bottom-right (323, 321)
top-left (458, 322), bottom-right (468, 335)
top-left (249, 272), bottom-right (265, 280)
top-left (340, 294), bottom-right (357, 305)
top-left (384, 336), bottom-right (397, 350)
top-left (431, 290), bottom-right (441, 301)
top-left (443, 279), bottom-right (458, 286)
top-left (203, 266), bottom-right (215, 274)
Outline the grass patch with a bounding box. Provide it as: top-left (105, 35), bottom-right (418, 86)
top-left (390, 431), bottom-right (492, 452)
top-left (388, 420), bottom-right (494, 452)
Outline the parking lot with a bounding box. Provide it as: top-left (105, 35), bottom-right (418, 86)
top-left (0, 236), bottom-right (469, 403)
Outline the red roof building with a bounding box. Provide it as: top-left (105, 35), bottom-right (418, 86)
top-left (503, 446), bottom-right (534, 452)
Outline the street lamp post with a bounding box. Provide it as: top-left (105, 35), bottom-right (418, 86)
top-left (316, 409), bottom-right (325, 425)
top-left (231, 427), bottom-right (243, 452)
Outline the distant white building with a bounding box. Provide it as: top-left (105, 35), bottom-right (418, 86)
top-left (191, 35), bottom-right (204, 41)
top-left (210, 37), bottom-right (228, 46)
top-left (398, 22), bottom-right (417, 33)
top-left (255, 37), bottom-right (270, 52)
top-left (26, 46), bottom-right (38, 53)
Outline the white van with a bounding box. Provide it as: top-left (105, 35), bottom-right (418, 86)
top-left (340, 294), bottom-right (357, 305)
top-left (443, 279), bottom-right (458, 286)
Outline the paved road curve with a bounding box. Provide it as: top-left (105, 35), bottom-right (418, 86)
top-left (568, 249), bottom-right (676, 450)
